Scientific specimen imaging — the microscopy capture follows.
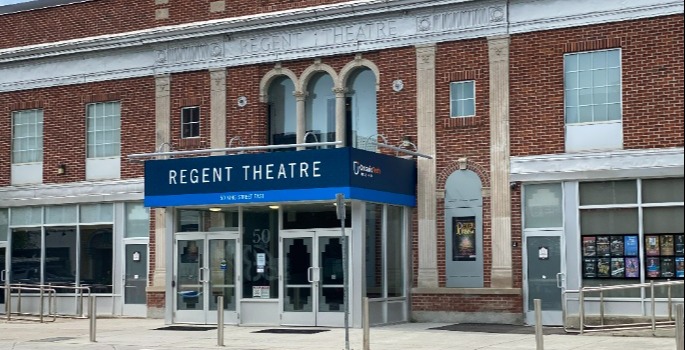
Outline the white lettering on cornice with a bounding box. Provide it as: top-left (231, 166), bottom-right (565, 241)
top-left (156, 42), bottom-right (223, 64)
top-left (417, 7), bottom-right (496, 33)
top-left (238, 20), bottom-right (399, 55)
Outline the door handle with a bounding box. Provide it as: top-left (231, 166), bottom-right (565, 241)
top-left (307, 267), bottom-right (314, 283)
top-left (1, 270), bottom-right (5, 282)
top-left (199, 267), bottom-right (209, 283)
top-left (313, 267), bottom-right (320, 283)
top-left (556, 273), bottom-right (564, 289)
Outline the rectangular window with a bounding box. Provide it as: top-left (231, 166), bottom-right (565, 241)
top-left (125, 202), bottom-right (150, 238)
top-left (564, 49), bottom-right (621, 124)
top-left (181, 106), bottom-right (200, 138)
top-left (12, 109), bottom-right (43, 164)
top-left (449, 81), bottom-right (475, 117)
top-left (0, 208), bottom-right (8, 241)
top-left (86, 101), bottom-right (121, 158)
top-left (524, 183), bottom-right (563, 228)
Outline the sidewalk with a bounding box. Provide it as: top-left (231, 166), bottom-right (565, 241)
top-left (0, 317), bottom-right (679, 350)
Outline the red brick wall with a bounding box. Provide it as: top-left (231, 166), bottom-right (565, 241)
top-left (147, 291), bottom-right (165, 309)
top-left (510, 14), bottom-right (684, 156)
top-left (170, 71), bottom-right (211, 152)
top-left (412, 294), bottom-right (522, 314)
top-left (0, 0), bottom-right (350, 50)
top-left (0, 77), bottom-right (155, 186)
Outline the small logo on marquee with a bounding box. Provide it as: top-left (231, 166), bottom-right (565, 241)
top-left (352, 161), bottom-right (382, 178)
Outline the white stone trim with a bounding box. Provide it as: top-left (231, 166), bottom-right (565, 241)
top-left (0, 178), bottom-right (144, 207)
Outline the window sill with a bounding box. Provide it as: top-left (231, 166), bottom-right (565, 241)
top-left (444, 116), bottom-right (482, 128)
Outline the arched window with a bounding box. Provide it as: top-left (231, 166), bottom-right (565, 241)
top-left (268, 76), bottom-right (297, 148)
top-left (347, 68), bottom-right (377, 151)
top-left (305, 73), bottom-right (335, 147)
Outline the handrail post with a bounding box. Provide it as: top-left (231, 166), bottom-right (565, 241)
top-left (217, 296), bottom-right (224, 347)
top-left (5, 286), bottom-right (11, 321)
top-left (78, 287), bottom-right (84, 317)
top-left (579, 289), bottom-right (585, 335)
top-left (667, 281), bottom-right (672, 321)
top-left (39, 284), bottom-right (44, 323)
top-left (650, 280), bottom-right (656, 335)
top-left (676, 304), bottom-right (684, 350)
top-left (89, 295), bottom-right (97, 342)
top-left (17, 287), bottom-right (22, 315)
top-left (599, 284), bottom-right (604, 326)
top-left (534, 299), bottom-right (544, 350)
top-left (363, 297), bottom-right (370, 350)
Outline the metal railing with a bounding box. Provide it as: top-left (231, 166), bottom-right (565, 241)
top-left (2, 283), bottom-right (92, 322)
top-left (563, 280), bottom-right (684, 334)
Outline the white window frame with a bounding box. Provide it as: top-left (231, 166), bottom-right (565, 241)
top-left (86, 101), bottom-right (121, 159)
top-left (180, 106), bottom-right (200, 139)
top-left (563, 48), bottom-right (622, 124)
top-left (11, 109), bottom-right (43, 164)
top-left (449, 80), bottom-right (476, 118)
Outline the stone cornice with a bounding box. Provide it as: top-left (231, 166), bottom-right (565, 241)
top-left (0, 178), bottom-right (144, 207)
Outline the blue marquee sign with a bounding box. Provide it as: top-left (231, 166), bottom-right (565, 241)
top-left (144, 147), bottom-right (417, 207)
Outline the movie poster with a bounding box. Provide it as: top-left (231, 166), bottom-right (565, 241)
top-left (611, 257), bottom-right (625, 278)
top-left (583, 258), bottom-right (597, 278)
top-left (596, 236), bottom-right (611, 257)
top-left (610, 236), bottom-right (625, 257)
top-left (597, 258), bottom-right (611, 278)
top-left (624, 235), bottom-right (639, 256)
top-left (582, 236), bottom-right (596, 257)
top-left (660, 235), bottom-right (675, 256)
top-left (645, 235), bottom-right (660, 256)
top-left (625, 257), bottom-right (640, 278)
top-left (646, 257), bottom-right (660, 278)
top-left (676, 257), bottom-right (684, 278)
top-left (661, 257), bottom-right (675, 278)
top-left (675, 235), bottom-right (685, 256)
top-left (453, 216), bottom-right (476, 261)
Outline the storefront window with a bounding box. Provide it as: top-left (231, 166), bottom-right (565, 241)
top-left (44, 226), bottom-right (77, 290)
top-left (365, 203), bottom-right (383, 298)
top-left (80, 203), bottom-right (113, 223)
top-left (10, 206), bottom-right (42, 226)
top-left (524, 183), bottom-right (563, 228)
top-left (10, 228), bottom-right (41, 284)
top-left (80, 225), bottom-right (113, 293)
top-left (386, 205), bottom-right (404, 298)
top-left (125, 202), bottom-right (149, 238)
top-left (0, 208), bottom-right (8, 241)
top-left (45, 205), bottom-right (77, 224)
top-left (243, 207), bottom-right (279, 299)
top-left (178, 210), bottom-right (202, 231)
top-left (282, 203), bottom-right (350, 229)
top-left (580, 179), bottom-right (684, 298)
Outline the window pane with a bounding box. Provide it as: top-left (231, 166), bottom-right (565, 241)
top-left (242, 208), bottom-right (279, 299)
top-left (579, 180), bottom-right (637, 205)
top-left (366, 203), bottom-right (383, 298)
top-left (578, 88), bottom-right (592, 106)
top-left (524, 183), bottom-right (563, 228)
top-left (578, 53), bottom-right (592, 70)
top-left (87, 102), bottom-right (120, 158)
top-left (80, 225), bottom-right (113, 293)
top-left (463, 81), bottom-right (474, 99)
top-left (125, 203), bottom-right (150, 238)
top-left (643, 207), bottom-right (684, 234)
top-left (607, 67), bottom-right (621, 86)
top-left (578, 106), bottom-right (593, 123)
top-left (593, 86), bottom-right (607, 104)
top-left (592, 50), bottom-right (607, 69)
top-left (606, 49), bottom-right (621, 67)
top-left (565, 54), bottom-right (578, 71)
top-left (642, 178), bottom-right (684, 203)
top-left (80, 203), bottom-right (114, 223)
top-left (607, 104), bottom-right (621, 121)
top-left (593, 105), bottom-right (608, 122)
top-left (565, 106), bottom-right (578, 124)
top-left (580, 208), bottom-right (638, 236)
top-left (0, 209), bottom-right (8, 241)
top-left (12, 109), bottom-right (44, 164)
top-left (45, 205), bottom-right (77, 224)
top-left (387, 205), bottom-right (405, 298)
top-left (592, 69), bottom-right (606, 86)
top-left (579, 71), bottom-right (592, 88)
top-left (565, 71), bottom-right (578, 90)
top-left (10, 228), bottom-right (42, 284)
top-left (462, 99), bottom-right (475, 116)
top-left (10, 207), bottom-right (42, 226)
top-left (45, 226), bottom-right (77, 290)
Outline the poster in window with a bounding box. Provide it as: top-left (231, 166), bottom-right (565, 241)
top-left (624, 235), bottom-right (639, 256)
top-left (583, 258), bottom-right (597, 278)
top-left (610, 257), bottom-right (625, 278)
top-left (452, 216), bottom-right (476, 261)
top-left (597, 258), bottom-right (611, 278)
top-left (610, 236), bottom-right (625, 257)
top-left (660, 235), bottom-right (675, 256)
top-left (675, 235), bottom-right (685, 256)
top-left (582, 236), bottom-right (596, 257)
top-left (596, 236), bottom-right (611, 257)
top-left (625, 257), bottom-right (640, 278)
top-left (661, 257), bottom-right (675, 278)
top-left (675, 257), bottom-right (684, 278)
top-left (645, 235), bottom-right (660, 256)
top-left (646, 257), bottom-right (661, 278)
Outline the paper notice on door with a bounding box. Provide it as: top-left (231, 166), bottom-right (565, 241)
top-left (252, 286), bottom-right (270, 298)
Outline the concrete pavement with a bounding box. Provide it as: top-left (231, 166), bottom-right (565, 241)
top-left (0, 317), bottom-right (680, 350)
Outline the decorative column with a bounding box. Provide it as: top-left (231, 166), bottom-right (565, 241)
top-left (209, 68), bottom-right (227, 154)
top-left (416, 44), bottom-right (438, 288)
top-left (488, 36), bottom-right (513, 288)
top-left (149, 74), bottom-right (170, 315)
top-left (334, 87), bottom-right (347, 147)
top-left (295, 91), bottom-right (306, 150)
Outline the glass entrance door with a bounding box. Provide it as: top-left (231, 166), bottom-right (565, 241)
top-left (280, 229), bottom-right (350, 327)
top-left (123, 243), bottom-right (148, 316)
top-left (175, 232), bottom-right (239, 324)
top-left (1, 246), bottom-right (6, 312)
top-left (525, 233), bottom-right (565, 325)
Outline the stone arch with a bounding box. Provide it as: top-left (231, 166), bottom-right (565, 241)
top-left (437, 157), bottom-right (491, 192)
top-left (297, 59), bottom-right (339, 92)
top-left (259, 64), bottom-right (299, 103)
top-left (339, 54), bottom-right (381, 92)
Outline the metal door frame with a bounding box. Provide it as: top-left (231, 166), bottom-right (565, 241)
top-left (174, 231), bottom-right (240, 324)
top-left (279, 228), bottom-right (351, 327)
top-left (523, 229), bottom-right (566, 325)
top-left (0, 243), bottom-right (7, 313)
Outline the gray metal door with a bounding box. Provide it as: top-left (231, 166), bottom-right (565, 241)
top-left (1, 247), bottom-right (5, 309)
top-left (123, 244), bottom-right (148, 316)
top-left (526, 235), bottom-right (564, 325)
